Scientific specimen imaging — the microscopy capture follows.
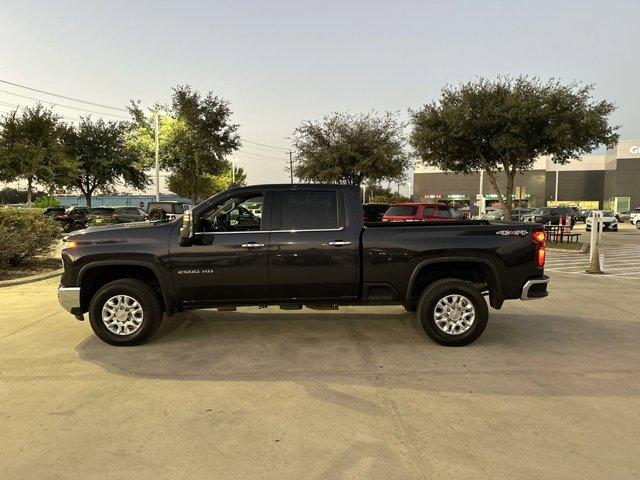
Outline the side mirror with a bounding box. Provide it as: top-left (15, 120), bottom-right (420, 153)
top-left (179, 208), bottom-right (194, 246)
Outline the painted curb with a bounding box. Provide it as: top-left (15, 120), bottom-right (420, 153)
top-left (0, 268), bottom-right (63, 288)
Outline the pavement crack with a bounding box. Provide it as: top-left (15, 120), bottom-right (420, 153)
top-left (349, 321), bottom-right (430, 480)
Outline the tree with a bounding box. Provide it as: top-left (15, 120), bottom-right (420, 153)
top-left (129, 85), bottom-right (241, 204)
top-left (62, 118), bottom-right (150, 206)
top-left (0, 105), bottom-right (72, 205)
top-left (365, 184), bottom-right (411, 204)
top-left (166, 165), bottom-right (247, 202)
top-left (292, 112), bottom-right (409, 186)
top-left (410, 76), bottom-right (619, 220)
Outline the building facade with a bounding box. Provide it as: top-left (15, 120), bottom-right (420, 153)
top-left (413, 140), bottom-right (640, 211)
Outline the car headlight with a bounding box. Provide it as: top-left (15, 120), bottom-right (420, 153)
top-left (61, 240), bottom-right (78, 250)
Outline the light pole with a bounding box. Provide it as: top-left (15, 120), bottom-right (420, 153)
top-left (152, 109), bottom-right (170, 202)
top-left (154, 111), bottom-right (160, 201)
top-left (554, 161), bottom-right (559, 203)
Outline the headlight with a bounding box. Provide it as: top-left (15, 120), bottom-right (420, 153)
top-left (61, 240), bottom-right (78, 250)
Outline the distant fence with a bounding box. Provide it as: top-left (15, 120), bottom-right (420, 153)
top-left (56, 195), bottom-right (192, 209)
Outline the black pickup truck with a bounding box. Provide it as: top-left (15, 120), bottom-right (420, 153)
top-left (58, 184), bottom-right (549, 347)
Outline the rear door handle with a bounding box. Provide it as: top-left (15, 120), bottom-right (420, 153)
top-left (241, 242), bottom-right (265, 248)
top-left (329, 240), bottom-right (352, 246)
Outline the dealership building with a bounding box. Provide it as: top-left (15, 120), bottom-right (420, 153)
top-left (413, 140), bottom-right (640, 212)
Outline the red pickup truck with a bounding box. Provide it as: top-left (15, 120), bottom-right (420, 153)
top-left (382, 203), bottom-right (463, 222)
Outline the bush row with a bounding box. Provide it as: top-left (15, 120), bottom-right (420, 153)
top-left (0, 208), bottom-right (61, 267)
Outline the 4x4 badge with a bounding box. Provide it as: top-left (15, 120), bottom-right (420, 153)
top-left (496, 230), bottom-right (529, 236)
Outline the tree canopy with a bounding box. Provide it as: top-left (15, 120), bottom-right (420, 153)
top-left (129, 85), bottom-right (241, 204)
top-left (292, 112), bottom-right (409, 186)
top-left (0, 105), bottom-right (72, 204)
top-left (410, 76), bottom-right (619, 219)
top-left (167, 165), bottom-right (246, 202)
top-left (62, 117), bottom-right (150, 206)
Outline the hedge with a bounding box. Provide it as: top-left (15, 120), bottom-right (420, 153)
top-left (0, 208), bottom-right (61, 267)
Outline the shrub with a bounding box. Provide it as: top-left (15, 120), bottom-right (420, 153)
top-left (32, 195), bottom-right (61, 208)
top-left (0, 208), bottom-right (61, 267)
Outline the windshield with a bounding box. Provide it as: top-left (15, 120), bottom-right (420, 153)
top-left (531, 208), bottom-right (553, 214)
top-left (589, 211), bottom-right (614, 217)
top-left (386, 205), bottom-right (417, 216)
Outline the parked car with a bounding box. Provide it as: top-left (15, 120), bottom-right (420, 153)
top-left (363, 203), bottom-right (390, 222)
top-left (382, 203), bottom-right (463, 222)
top-left (43, 206), bottom-right (66, 217)
top-left (523, 207), bottom-right (575, 227)
top-left (585, 210), bottom-right (618, 232)
top-left (146, 201), bottom-right (190, 221)
top-left (576, 209), bottom-right (591, 223)
top-left (87, 206), bottom-right (147, 226)
top-left (53, 206), bottom-right (91, 232)
top-left (58, 184), bottom-right (549, 347)
top-left (482, 208), bottom-right (533, 221)
top-left (630, 209), bottom-right (640, 229)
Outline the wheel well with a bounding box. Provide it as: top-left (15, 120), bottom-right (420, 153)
top-left (80, 265), bottom-right (164, 313)
top-left (407, 261), bottom-right (499, 311)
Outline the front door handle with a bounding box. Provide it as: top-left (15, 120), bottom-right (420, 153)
top-left (241, 242), bottom-right (265, 248)
top-left (329, 240), bottom-right (352, 246)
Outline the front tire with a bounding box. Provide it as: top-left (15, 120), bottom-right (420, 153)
top-left (89, 279), bottom-right (162, 346)
top-left (636, 221), bottom-right (640, 230)
top-left (416, 279), bottom-right (488, 346)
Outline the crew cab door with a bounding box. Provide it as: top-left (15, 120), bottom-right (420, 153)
top-left (268, 188), bottom-right (359, 301)
top-left (169, 189), bottom-right (270, 304)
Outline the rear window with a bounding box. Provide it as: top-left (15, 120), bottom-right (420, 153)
top-left (386, 205), bottom-right (417, 216)
top-left (280, 190), bottom-right (338, 230)
top-left (91, 208), bottom-right (114, 215)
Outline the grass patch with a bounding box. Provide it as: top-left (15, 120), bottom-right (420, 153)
top-left (0, 257), bottom-right (62, 281)
top-left (547, 241), bottom-right (583, 251)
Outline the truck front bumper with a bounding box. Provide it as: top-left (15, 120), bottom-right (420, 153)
top-left (58, 286), bottom-right (82, 315)
top-left (520, 276), bottom-right (549, 300)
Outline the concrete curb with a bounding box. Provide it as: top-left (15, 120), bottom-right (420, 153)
top-left (0, 268), bottom-right (63, 288)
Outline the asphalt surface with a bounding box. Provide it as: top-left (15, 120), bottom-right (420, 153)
top-left (1, 246), bottom-right (639, 479)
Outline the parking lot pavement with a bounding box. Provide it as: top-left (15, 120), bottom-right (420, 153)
top-left (546, 223), bottom-right (640, 278)
top-left (1, 274), bottom-right (639, 480)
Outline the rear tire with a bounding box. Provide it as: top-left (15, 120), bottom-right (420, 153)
top-left (636, 221), bottom-right (640, 230)
top-left (416, 279), bottom-right (488, 347)
top-left (89, 279), bottom-right (162, 346)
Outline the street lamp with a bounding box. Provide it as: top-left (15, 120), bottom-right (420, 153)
top-left (151, 109), bottom-right (170, 202)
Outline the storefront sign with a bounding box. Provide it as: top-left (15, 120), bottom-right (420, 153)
top-left (630, 145), bottom-right (640, 154)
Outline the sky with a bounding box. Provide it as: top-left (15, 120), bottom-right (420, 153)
top-left (2, 0), bottom-right (639, 194)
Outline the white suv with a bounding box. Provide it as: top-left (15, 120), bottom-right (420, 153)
top-left (586, 210), bottom-right (619, 232)
top-left (630, 208), bottom-right (640, 229)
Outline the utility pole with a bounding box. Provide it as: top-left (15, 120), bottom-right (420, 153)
top-left (288, 151), bottom-right (293, 184)
top-left (154, 111), bottom-right (160, 202)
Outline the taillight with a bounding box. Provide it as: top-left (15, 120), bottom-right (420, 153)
top-left (532, 229), bottom-right (546, 267)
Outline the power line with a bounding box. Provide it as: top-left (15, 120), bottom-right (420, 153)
top-left (0, 89), bottom-right (129, 119)
top-left (0, 79), bottom-right (128, 112)
top-left (242, 138), bottom-right (289, 151)
top-left (0, 104), bottom-right (83, 122)
top-left (234, 150), bottom-right (286, 161)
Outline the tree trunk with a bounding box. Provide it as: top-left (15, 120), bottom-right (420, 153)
top-left (504, 171), bottom-right (515, 221)
top-left (27, 177), bottom-right (33, 206)
top-left (84, 192), bottom-right (92, 207)
top-left (484, 169), bottom-right (505, 214)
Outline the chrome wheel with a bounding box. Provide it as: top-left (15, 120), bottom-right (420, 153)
top-left (101, 295), bottom-right (144, 336)
top-left (433, 294), bottom-right (475, 335)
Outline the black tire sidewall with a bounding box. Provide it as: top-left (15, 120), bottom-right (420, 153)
top-left (89, 280), bottom-right (161, 346)
top-left (417, 280), bottom-right (488, 347)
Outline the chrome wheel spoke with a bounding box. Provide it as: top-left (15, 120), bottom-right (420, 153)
top-left (433, 294), bottom-right (475, 336)
top-left (101, 294), bottom-right (144, 336)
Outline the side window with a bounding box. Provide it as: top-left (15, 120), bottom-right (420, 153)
top-left (199, 194), bottom-right (264, 232)
top-left (435, 208), bottom-right (452, 219)
top-left (280, 190), bottom-right (338, 230)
